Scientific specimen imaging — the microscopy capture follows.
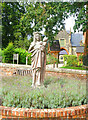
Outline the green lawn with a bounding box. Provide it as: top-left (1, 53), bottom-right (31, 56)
top-left (60, 66), bottom-right (87, 70)
top-left (0, 74), bottom-right (87, 109)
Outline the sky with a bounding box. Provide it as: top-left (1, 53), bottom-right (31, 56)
top-left (65, 16), bottom-right (83, 34)
top-left (64, 16), bottom-right (75, 32)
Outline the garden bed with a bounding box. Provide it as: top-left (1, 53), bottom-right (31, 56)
top-left (0, 73), bottom-right (88, 119)
top-left (0, 74), bottom-right (87, 109)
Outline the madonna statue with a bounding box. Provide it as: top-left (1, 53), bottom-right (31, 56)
top-left (28, 32), bottom-right (48, 87)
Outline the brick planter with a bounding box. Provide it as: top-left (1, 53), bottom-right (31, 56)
top-left (0, 64), bottom-right (88, 119)
top-left (0, 104), bottom-right (88, 119)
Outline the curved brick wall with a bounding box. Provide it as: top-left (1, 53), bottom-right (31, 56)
top-left (0, 104), bottom-right (88, 119)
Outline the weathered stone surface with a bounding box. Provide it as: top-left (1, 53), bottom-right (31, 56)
top-left (28, 32), bottom-right (48, 87)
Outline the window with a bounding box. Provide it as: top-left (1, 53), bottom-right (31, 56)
top-left (60, 39), bottom-right (65, 46)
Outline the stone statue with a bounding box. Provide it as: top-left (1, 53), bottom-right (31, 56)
top-left (28, 32), bottom-right (48, 87)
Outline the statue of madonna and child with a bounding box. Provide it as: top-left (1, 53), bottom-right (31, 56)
top-left (28, 32), bottom-right (48, 87)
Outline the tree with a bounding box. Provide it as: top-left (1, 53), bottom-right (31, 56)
top-left (69, 2), bottom-right (88, 56)
top-left (71, 2), bottom-right (88, 32)
top-left (2, 2), bottom-right (25, 48)
top-left (2, 2), bottom-right (87, 50)
top-left (19, 2), bottom-right (71, 43)
top-left (18, 2), bottom-right (87, 42)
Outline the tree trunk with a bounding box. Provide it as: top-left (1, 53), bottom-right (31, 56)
top-left (84, 30), bottom-right (88, 55)
top-left (84, 4), bottom-right (88, 55)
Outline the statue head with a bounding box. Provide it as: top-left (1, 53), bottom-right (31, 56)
top-left (33, 32), bottom-right (41, 43)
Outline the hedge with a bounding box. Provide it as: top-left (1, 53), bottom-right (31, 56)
top-left (3, 43), bottom-right (14, 63)
top-left (1, 43), bottom-right (31, 65)
top-left (14, 48), bottom-right (31, 65)
top-left (63, 55), bottom-right (78, 67)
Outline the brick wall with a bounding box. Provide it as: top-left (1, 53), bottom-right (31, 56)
top-left (46, 71), bottom-right (87, 80)
top-left (0, 104), bottom-right (88, 119)
top-left (0, 66), bottom-right (16, 76)
top-left (0, 65), bottom-right (32, 76)
top-left (0, 66), bottom-right (17, 76)
top-left (0, 63), bottom-right (88, 77)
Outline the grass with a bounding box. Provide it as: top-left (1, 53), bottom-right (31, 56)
top-left (60, 66), bottom-right (87, 70)
top-left (0, 74), bottom-right (87, 109)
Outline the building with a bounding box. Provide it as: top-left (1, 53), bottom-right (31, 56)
top-left (48, 29), bottom-right (84, 62)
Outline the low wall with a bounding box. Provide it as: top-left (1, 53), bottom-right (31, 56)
top-left (0, 63), bottom-right (88, 77)
top-left (0, 104), bottom-right (88, 119)
top-left (46, 67), bottom-right (88, 75)
top-left (0, 63), bottom-right (32, 76)
top-left (0, 66), bottom-right (16, 76)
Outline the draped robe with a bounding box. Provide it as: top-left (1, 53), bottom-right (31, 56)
top-left (29, 41), bottom-right (46, 87)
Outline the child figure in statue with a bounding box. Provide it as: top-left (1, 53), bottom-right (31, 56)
top-left (28, 32), bottom-right (48, 87)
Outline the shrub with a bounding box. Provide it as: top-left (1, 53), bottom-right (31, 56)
top-left (0, 48), bottom-right (2, 56)
top-left (77, 54), bottom-right (83, 66)
top-left (46, 54), bottom-right (59, 64)
top-left (0, 48), bottom-right (5, 63)
top-left (3, 42), bottom-right (14, 63)
top-left (78, 54), bottom-right (83, 61)
top-left (83, 54), bottom-right (88, 66)
top-left (14, 38), bottom-right (30, 50)
top-left (2, 42), bottom-right (31, 64)
top-left (14, 48), bottom-right (31, 65)
top-left (63, 55), bottom-right (78, 67)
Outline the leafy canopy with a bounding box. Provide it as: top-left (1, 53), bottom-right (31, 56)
top-left (2, 2), bottom-right (87, 48)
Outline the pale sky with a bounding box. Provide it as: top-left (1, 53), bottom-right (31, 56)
top-left (65, 16), bottom-right (75, 32)
top-left (65, 16), bottom-right (83, 33)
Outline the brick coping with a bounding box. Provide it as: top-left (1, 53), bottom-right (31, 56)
top-left (0, 104), bottom-right (88, 119)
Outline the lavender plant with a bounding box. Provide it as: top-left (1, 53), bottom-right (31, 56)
top-left (1, 75), bottom-right (87, 108)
